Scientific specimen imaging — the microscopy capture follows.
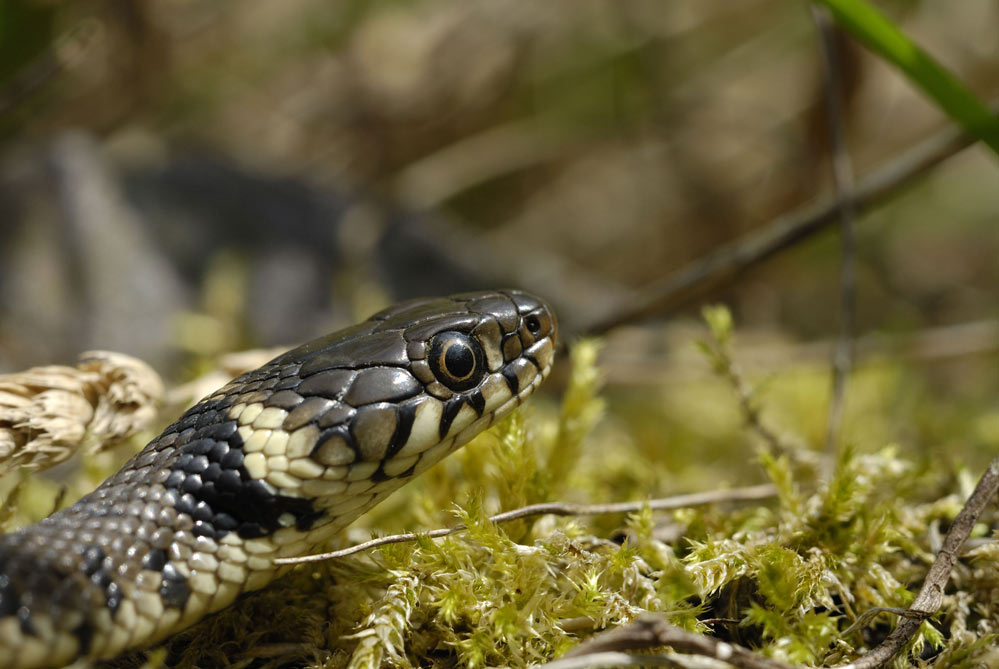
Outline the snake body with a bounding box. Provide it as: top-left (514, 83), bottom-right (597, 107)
top-left (0, 290), bottom-right (557, 668)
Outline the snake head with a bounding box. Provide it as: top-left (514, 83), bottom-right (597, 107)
top-left (181, 290), bottom-right (557, 539)
top-left (285, 289), bottom-right (557, 483)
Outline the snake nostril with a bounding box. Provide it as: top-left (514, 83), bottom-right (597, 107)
top-left (524, 315), bottom-right (541, 335)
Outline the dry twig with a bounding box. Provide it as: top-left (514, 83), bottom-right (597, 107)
top-left (539, 651), bottom-right (687, 669)
top-left (580, 118), bottom-right (975, 337)
top-left (810, 5), bottom-right (858, 455)
top-left (275, 484), bottom-right (778, 565)
top-left (553, 615), bottom-right (795, 669)
top-left (827, 456), bottom-right (999, 668)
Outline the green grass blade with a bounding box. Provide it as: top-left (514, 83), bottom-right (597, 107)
top-left (816, 0), bottom-right (999, 155)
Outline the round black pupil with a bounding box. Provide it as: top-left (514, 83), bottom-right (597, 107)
top-left (526, 316), bottom-right (541, 333)
top-left (444, 343), bottom-right (475, 379)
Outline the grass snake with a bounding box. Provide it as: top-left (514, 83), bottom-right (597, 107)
top-left (0, 290), bottom-right (557, 668)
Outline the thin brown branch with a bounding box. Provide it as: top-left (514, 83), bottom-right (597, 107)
top-left (554, 615), bottom-right (795, 669)
top-left (838, 606), bottom-right (914, 641)
top-left (539, 651), bottom-right (685, 669)
top-left (579, 118), bottom-right (975, 337)
top-left (275, 484), bottom-right (777, 565)
top-left (811, 5), bottom-right (858, 455)
top-left (828, 456), bottom-right (999, 668)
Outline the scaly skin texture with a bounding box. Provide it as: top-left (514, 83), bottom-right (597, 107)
top-left (0, 290), bottom-right (557, 669)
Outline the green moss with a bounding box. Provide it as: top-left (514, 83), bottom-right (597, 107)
top-left (5, 322), bottom-right (998, 668)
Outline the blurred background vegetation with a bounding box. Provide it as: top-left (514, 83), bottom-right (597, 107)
top-left (0, 0), bottom-right (998, 512)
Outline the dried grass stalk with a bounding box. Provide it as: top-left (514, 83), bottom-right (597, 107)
top-left (0, 351), bottom-right (164, 473)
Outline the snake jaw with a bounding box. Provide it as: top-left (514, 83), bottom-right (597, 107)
top-left (0, 290), bottom-right (556, 669)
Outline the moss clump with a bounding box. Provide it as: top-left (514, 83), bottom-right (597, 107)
top-left (6, 323), bottom-right (999, 668)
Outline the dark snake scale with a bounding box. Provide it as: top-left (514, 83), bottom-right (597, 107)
top-left (0, 290), bottom-right (557, 668)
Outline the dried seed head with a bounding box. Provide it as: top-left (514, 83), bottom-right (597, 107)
top-left (0, 351), bottom-right (164, 473)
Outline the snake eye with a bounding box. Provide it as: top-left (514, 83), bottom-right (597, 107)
top-left (428, 331), bottom-right (486, 392)
top-left (524, 315), bottom-right (542, 335)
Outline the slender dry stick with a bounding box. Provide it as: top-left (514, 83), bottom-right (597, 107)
top-left (811, 5), bottom-right (858, 455)
top-left (550, 615), bottom-right (795, 669)
top-left (275, 484), bottom-right (778, 565)
top-left (580, 119), bottom-right (975, 337)
top-left (540, 652), bottom-right (685, 669)
top-left (827, 456), bottom-right (999, 668)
